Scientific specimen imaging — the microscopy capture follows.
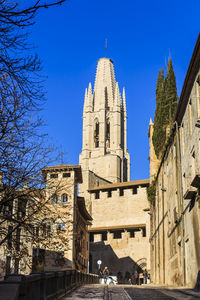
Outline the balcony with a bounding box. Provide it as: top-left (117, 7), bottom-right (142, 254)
top-left (183, 187), bottom-right (197, 200)
top-left (191, 174), bottom-right (200, 188)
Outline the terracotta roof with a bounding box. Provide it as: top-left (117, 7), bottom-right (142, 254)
top-left (77, 196), bottom-right (93, 222)
top-left (42, 165), bottom-right (82, 183)
top-left (88, 179), bottom-right (149, 192)
top-left (88, 224), bottom-right (146, 232)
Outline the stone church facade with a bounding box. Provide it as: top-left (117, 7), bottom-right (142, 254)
top-left (79, 58), bottom-right (150, 281)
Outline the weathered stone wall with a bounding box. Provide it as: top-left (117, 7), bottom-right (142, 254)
top-left (150, 62), bottom-right (200, 288)
top-left (89, 185), bottom-right (150, 279)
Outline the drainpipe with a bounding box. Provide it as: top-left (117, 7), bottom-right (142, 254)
top-left (175, 121), bottom-right (186, 286)
top-left (161, 171), bottom-right (165, 284)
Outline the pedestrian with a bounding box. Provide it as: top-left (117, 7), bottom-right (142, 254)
top-left (143, 269), bottom-right (148, 284)
top-left (103, 266), bottom-right (109, 284)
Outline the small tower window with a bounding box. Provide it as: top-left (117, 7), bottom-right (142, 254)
top-left (95, 191), bottom-right (100, 199)
top-left (119, 188), bottom-right (124, 196)
top-left (50, 173), bottom-right (58, 179)
top-left (108, 190), bottom-right (112, 198)
top-left (132, 187), bottom-right (137, 194)
top-left (63, 173), bottom-right (70, 178)
top-left (94, 121), bottom-right (99, 148)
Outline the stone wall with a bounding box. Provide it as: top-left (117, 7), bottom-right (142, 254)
top-left (150, 39), bottom-right (200, 288)
top-left (89, 184), bottom-right (150, 280)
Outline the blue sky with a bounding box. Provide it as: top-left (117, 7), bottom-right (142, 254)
top-left (30, 0), bottom-right (200, 180)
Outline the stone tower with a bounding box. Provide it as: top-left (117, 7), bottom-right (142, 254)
top-left (148, 118), bottom-right (159, 182)
top-left (79, 58), bottom-right (130, 205)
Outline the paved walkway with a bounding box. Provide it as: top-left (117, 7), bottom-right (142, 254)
top-left (61, 284), bottom-right (200, 300)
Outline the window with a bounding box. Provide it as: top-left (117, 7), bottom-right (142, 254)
top-left (132, 187), bottom-right (137, 194)
top-left (142, 227), bottom-right (146, 237)
top-left (3, 204), bottom-right (12, 216)
top-left (113, 231), bottom-right (122, 239)
top-left (90, 233), bottom-right (94, 242)
top-left (16, 228), bottom-right (21, 251)
top-left (57, 224), bottom-right (62, 232)
top-left (61, 194), bottom-right (68, 203)
top-left (17, 198), bottom-right (27, 219)
top-left (102, 231), bottom-right (107, 241)
top-left (95, 191), bottom-right (100, 199)
top-left (106, 120), bottom-right (110, 148)
top-left (119, 188), bottom-right (124, 196)
top-left (47, 225), bottom-right (51, 236)
top-left (6, 256), bottom-right (11, 275)
top-left (50, 173), bottom-right (58, 179)
top-left (42, 224), bottom-right (47, 236)
top-left (63, 173), bottom-right (70, 178)
top-left (62, 224), bottom-right (66, 231)
top-left (8, 226), bottom-right (13, 249)
top-left (57, 223), bottom-right (65, 233)
top-left (94, 121), bottom-right (99, 148)
top-left (14, 259), bottom-right (19, 274)
top-left (108, 190), bottom-right (112, 198)
top-left (129, 230), bottom-right (135, 238)
top-left (35, 226), bottom-right (39, 237)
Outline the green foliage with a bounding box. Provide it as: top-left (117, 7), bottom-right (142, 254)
top-left (147, 180), bottom-right (156, 204)
top-left (152, 68), bottom-right (166, 157)
top-left (152, 59), bottom-right (178, 158)
top-left (165, 59), bottom-right (178, 125)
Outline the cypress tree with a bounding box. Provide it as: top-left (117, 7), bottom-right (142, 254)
top-left (152, 68), bottom-right (166, 158)
top-left (165, 59), bottom-right (178, 125)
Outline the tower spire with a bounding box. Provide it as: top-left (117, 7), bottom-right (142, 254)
top-left (105, 39), bottom-right (107, 57)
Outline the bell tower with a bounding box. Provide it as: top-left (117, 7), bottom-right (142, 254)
top-left (79, 58), bottom-right (130, 203)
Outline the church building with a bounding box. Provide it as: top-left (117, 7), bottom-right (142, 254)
top-left (79, 58), bottom-right (150, 281)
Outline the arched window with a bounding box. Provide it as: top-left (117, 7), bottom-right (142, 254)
top-left (106, 119), bottom-right (110, 148)
top-left (61, 194), bottom-right (68, 203)
top-left (94, 120), bottom-right (99, 148)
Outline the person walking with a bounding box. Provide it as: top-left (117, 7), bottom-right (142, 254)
top-left (134, 270), bottom-right (138, 285)
top-left (143, 269), bottom-right (148, 284)
top-left (103, 266), bottom-right (109, 284)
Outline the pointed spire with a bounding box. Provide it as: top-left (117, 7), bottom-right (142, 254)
top-left (88, 82), bottom-right (92, 95)
top-left (88, 82), bottom-right (93, 109)
top-left (83, 88), bottom-right (88, 112)
top-left (149, 118), bottom-right (153, 125)
top-left (93, 58), bottom-right (116, 109)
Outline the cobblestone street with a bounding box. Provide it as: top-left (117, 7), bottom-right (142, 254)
top-left (61, 284), bottom-right (200, 300)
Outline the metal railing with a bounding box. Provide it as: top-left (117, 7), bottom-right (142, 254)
top-left (0, 270), bottom-right (98, 300)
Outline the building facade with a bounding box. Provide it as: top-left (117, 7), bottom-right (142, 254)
top-left (0, 165), bottom-right (91, 279)
top-left (79, 58), bottom-right (130, 209)
top-left (79, 58), bottom-right (150, 282)
top-left (149, 34), bottom-right (200, 288)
